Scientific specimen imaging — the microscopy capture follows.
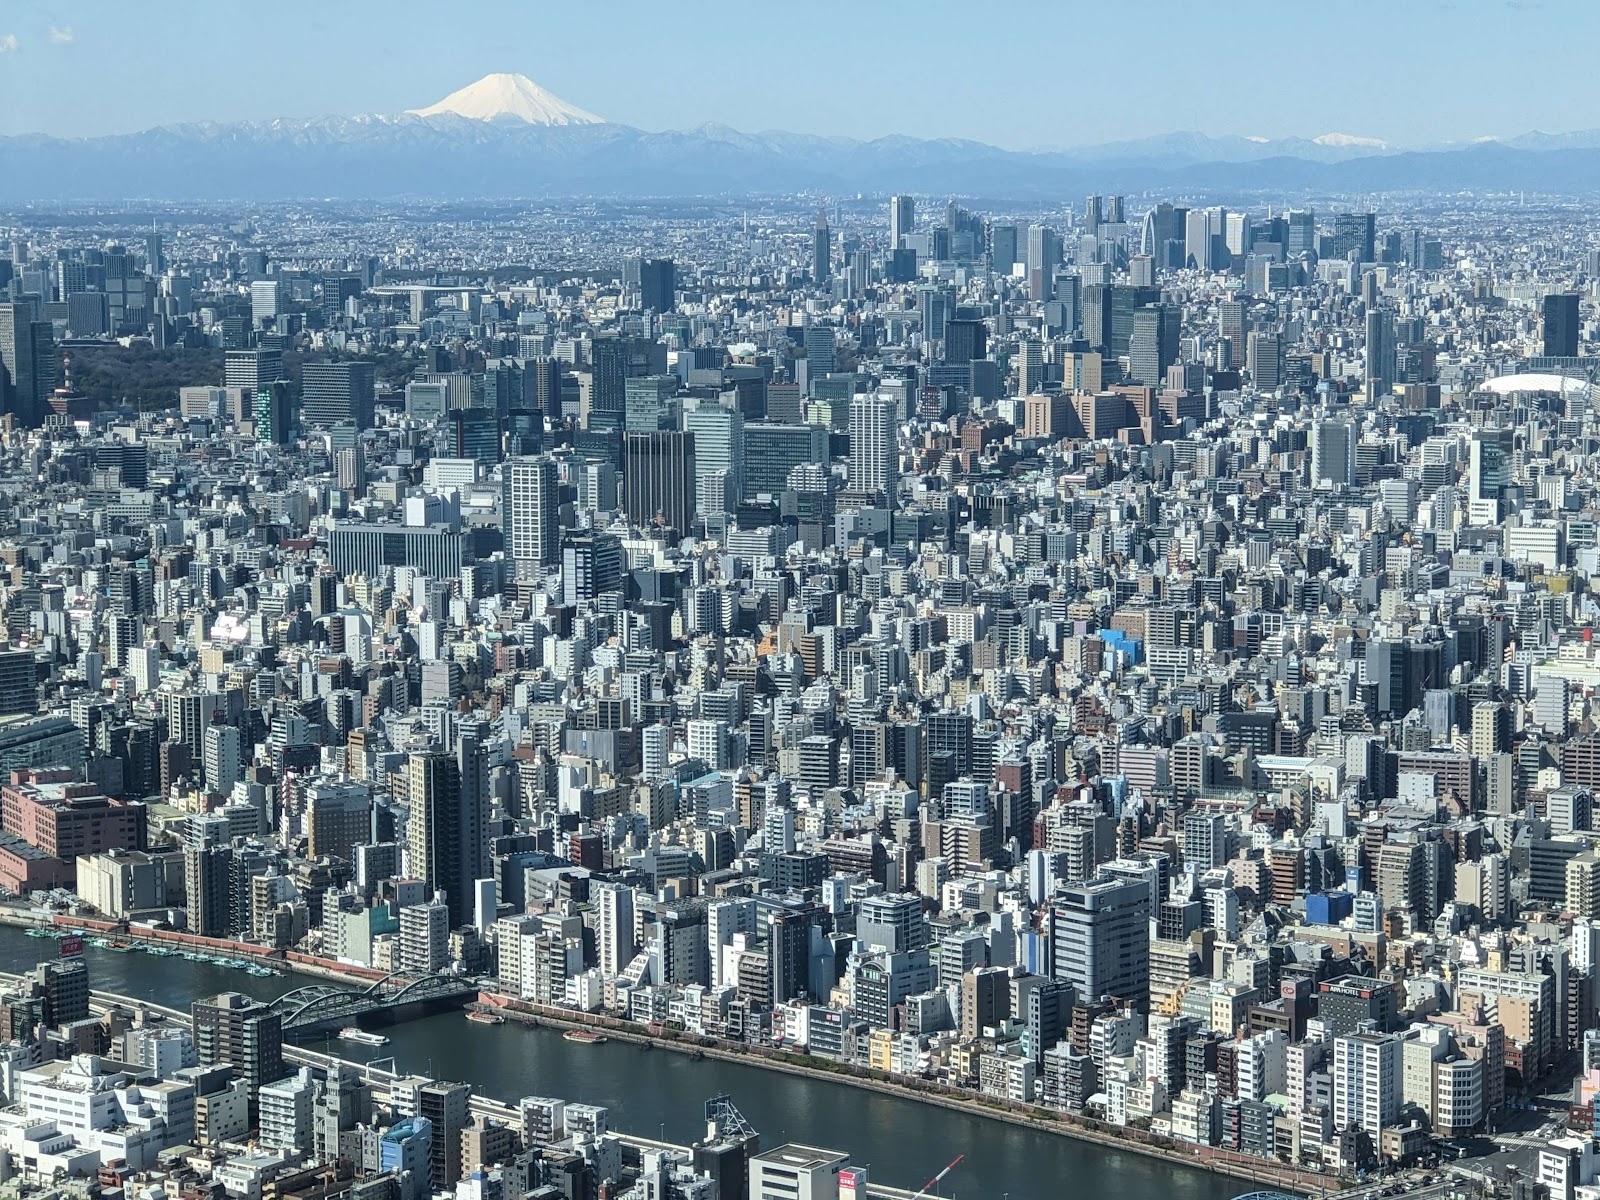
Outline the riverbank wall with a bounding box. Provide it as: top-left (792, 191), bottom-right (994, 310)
top-left (3, 905), bottom-right (1330, 1196)
top-left (0, 908), bottom-right (387, 986)
top-left (481, 993), bottom-right (1334, 1198)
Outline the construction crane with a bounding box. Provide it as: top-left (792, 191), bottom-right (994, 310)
top-left (912, 1154), bottom-right (965, 1199)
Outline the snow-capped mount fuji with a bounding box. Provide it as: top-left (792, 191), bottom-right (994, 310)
top-left (407, 73), bottom-right (604, 126)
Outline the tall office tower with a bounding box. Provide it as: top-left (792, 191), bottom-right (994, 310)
top-left (0, 303), bottom-right (52, 428)
top-left (624, 430), bottom-right (696, 536)
top-left (813, 208), bottom-right (831, 284)
top-left (226, 347), bottom-right (284, 394)
top-left (406, 750), bottom-right (472, 926)
top-left (588, 334), bottom-right (628, 430)
top-left (1105, 195), bottom-right (1124, 223)
top-left (1183, 209), bottom-right (1212, 271)
top-left (1015, 338), bottom-right (1046, 396)
top-left (503, 456), bottom-right (560, 575)
top-left (193, 992), bottom-right (285, 1118)
top-left (562, 533), bottom-right (625, 605)
top-left (1128, 304), bottom-right (1178, 387)
top-left (1332, 212), bottom-right (1377, 262)
top-left (145, 232), bottom-right (164, 275)
top-left (848, 394), bottom-right (897, 503)
top-left (1543, 292), bottom-right (1581, 358)
top-left (1025, 224), bottom-right (1060, 277)
top-left (803, 325), bottom-right (836, 377)
top-left (531, 356), bottom-right (565, 424)
top-left (1247, 330), bottom-right (1283, 390)
top-left (890, 195), bottom-right (914, 249)
top-left (1468, 429), bottom-right (1513, 524)
top-left (1311, 421), bottom-right (1354, 487)
top-left (682, 404), bottom-right (745, 502)
top-left (1219, 299), bottom-right (1247, 353)
top-left (1225, 212), bottom-right (1252, 257)
top-left (1365, 308), bottom-right (1395, 396)
top-left (1084, 194), bottom-right (1102, 236)
top-left (624, 373), bottom-right (678, 433)
top-left (1286, 209), bottom-right (1316, 257)
top-left (989, 223), bottom-right (1019, 272)
top-left (300, 361), bottom-right (376, 430)
top-left (1049, 877), bottom-right (1151, 1010)
top-left (639, 258), bottom-right (676, 314)
top-left (255, 380), bottom-right (291, 445)
top-left (944, 319), bottom-right (986, 365)
top-left (250, 279), bottom-right (283, 327)
top-left (917, 285), bottom-right (950, 345)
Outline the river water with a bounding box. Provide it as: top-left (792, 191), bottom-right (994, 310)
top-left (0, 926), bottom-right (1245, 1200)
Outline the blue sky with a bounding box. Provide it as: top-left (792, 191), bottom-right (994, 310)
top-left (0, 0), bottom-right (1591, 146)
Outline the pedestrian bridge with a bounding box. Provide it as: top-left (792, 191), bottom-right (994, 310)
top-left (266, 971), bottom-right (477, 1031)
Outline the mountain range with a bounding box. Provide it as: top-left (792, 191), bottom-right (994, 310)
top-left (6, 73), bottom-right (1600, 202)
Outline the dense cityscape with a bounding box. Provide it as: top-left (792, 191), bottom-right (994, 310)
top-left (8, 50), bottom-right (1600, 1200)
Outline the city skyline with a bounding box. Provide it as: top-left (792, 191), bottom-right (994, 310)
top-left (0, 0), bottom-right (1594, 146)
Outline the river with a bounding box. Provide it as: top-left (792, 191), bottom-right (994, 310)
top-left (0, 926), bottom-right (1246, 1200)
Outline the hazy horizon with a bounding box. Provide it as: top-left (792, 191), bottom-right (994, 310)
top-left (0, 0), bottom-right (1592, 147)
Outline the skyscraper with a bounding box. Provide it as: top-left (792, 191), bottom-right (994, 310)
top-left (1286, 209), bottom-right (1317, 257)
top-left (1331, 212), bottom-right (1377, 263)
top-left (944, 319), bottom-right (986, 365)
top-left (1543, 292), bottom-right (1580, 358)
top-left (682, 403), bottom-right (745, 504)
top-left (1365, 308), bottom-right (1395, 396)
top-left (890, 195), bottom-right (914, 249)
top-left (300, 361), bottom-right (376, 429)
top-left (405, 745), bottom-right (486, 930)
top-left (0, 303), bottom-right (52, 428)
top-left (1247, 330), bottom-right (1283, 390)
top-left (1310, 421), bottom-right (1354, 488)
top-left (813, 208), bottom-right (831, 284)
top-left (1184, 209), bottom-right (1213, 271)
top-left (1025, 225), bottom-right (1060, 278)
top-left (848, 394), bottom-right (896, 503)
top-left (639, 258), bottom-right (676, 314)
top-left (989, 223), bottom-right (1018, 273)
top-left (255, 381), bottom-right (291, 445)
top-left (803, 325), bottom-right (836, 378)
top-left (624, 374), bottom-right (678, 432)
top-left (226, 347), bottom-right (284, 395)
top-left (1127, 304), bottom-right (1178, 387)
top-left (588, 335), bottom-right (628, 430)
top-left (624, 430), bottom-right (696, 536)
top-left (503, 456), bottom-right (560, 575)
top-left (531, 356), bottom-right (565, 424)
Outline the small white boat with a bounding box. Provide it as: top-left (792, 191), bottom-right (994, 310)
top-left (338, 1027), bottom-right (389, 1046)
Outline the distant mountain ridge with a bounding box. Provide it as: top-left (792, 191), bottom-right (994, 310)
top-left (4, 75), bottom-right (1600, 200)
